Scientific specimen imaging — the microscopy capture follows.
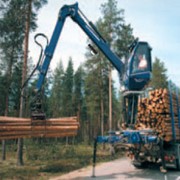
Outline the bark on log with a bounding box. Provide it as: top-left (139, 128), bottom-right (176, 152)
top-left (0, 116), bottom-right (79, 140)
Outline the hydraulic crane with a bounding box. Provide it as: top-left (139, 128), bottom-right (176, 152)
top-left (28, 2), bottom-right (161, 172)
top-left (24, 3), bottom-right (180, 174)
top-left (35, 4), bottom-right (151, 91)
top-left (30, 3), bottom-right (152, 121)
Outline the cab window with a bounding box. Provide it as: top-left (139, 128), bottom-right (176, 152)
top-left (131, 43), bottom-right (151, 73)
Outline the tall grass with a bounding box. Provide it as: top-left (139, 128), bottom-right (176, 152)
top-left (0, 139), bottom-right (123, 179)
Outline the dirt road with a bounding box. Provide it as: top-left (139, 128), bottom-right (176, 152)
top-left (50, 157), bottom-right (180, 180)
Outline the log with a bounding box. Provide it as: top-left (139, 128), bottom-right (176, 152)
top-left (135, 88), bottom-right (180, 142)
top-left (0, 132), bottom-right (77, 140)
top-left (0, 116), bottom-right (78, 122)
top-left (0, 116), bottom-right (79, 140)
top-left (0, 126), bottom-right (78, 131)
top-left (0, 130), bottom-right (78, 136)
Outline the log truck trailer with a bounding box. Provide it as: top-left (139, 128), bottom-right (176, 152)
top-left (28, 3), bottom-right (180, 172)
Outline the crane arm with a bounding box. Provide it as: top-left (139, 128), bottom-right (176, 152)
top-left (36, 3), bottom-right (124, 92)
top-left (31, 2), bottom-right (151, 122)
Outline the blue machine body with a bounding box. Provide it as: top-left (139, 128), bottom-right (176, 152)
top-left (96, 130), bottom-right (158, 144)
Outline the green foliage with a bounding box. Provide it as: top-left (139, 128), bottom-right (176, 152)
top-left (49, 59), bottom-right (87, 122)
top-left (0, 0), bottom-right (48, 116)
top-left (115, 23), bottom-right (134, 59)
top-left (0, 141), bottom-right (122, 179)
top-left (26, 141), bottom-right (61, 161)
top-left (0, 0), bottom-right (25, 115)
top-left (49, 60), bottom-right (64, 117)
top-left (62, 58), bottom-right (74, 116)
top-left (84, 0), bottom-right (134, 139)
top-left (8, 61), bottom-right (23, 116)
top-left (149, 57), bottom-right (168, 89)
top-left (73, 65), bottom-right (85, 115)
top-left (0, 73), bottom-right (7, 114)
top-left (100, 0), bottom-right (134, 58)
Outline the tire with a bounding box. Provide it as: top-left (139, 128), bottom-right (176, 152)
top-left (132, 160), bottom-right (148, 169)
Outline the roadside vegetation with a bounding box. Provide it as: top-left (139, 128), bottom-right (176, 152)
top-left (0, 140), bottom-right (123, 179)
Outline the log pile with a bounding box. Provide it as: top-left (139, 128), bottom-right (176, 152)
top-left (136, 88), bottom-right (180, 142)
top-left (0, 116), bottom-right (79, 140)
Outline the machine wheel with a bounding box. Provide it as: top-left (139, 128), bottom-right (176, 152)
top-left (132, 160), bottom-right (148, 169)
top-left (176, 159), bottom-right (180, 170)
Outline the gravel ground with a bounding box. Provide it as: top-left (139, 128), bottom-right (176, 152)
top-left (50, 157), bottom-right (180, 180)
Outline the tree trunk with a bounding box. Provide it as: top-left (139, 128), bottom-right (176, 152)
top-left (17, 138), bottom-right (24, 166)
top-left (1, 96), bottom-right (8, 161)
top-left (101, 97), bottom-right (104, 136)
top-left (2, 55), bottom-right (14, 161)
top-left (109, 66), bottom-right (112, 131)
top-left (109, 66), bottom-right (114, 155)
top-left (17, 0), bottom-right (32, 166)
top-left (99, 59), bottom-right (104, 137)
top-left (1, 140), bottom-right (6, 161)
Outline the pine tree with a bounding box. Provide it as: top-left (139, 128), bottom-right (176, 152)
top-left (0, 0), bottom-right (47, 165)
top-left (84, 0), bottom-right (134, 140)
top-left (0, 0), bottom-right (25, 116)
top-left (73, 65), bottom-right (86, 141)
top-left (62, 57), bottom-right (74, 116)
top-left (50, 60), bottom-right (64, 117)
top-left (84, 54), bottom-right (107, 140)
top-left (17, 0), bottom-right (47, 167)
top-left (149, 57), bottom-right (168, 89)
top-left (73, 65), bottom-right (85, 115)
top-left (0, 0), bottom-right (25, 161)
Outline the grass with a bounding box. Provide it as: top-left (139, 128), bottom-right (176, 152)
top-left (0, 140), bottom-right (123, 179)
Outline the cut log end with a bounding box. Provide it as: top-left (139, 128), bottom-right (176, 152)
top-left (136, 88), bottom-right (180, 142)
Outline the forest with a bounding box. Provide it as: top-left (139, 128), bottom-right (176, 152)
top-left (0, 0), bottom-right (169, 179)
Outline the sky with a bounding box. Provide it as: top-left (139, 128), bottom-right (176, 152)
top-left (29, 0), bottom-right (180, 87)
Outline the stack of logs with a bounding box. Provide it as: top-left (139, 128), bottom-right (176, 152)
top-left (136, 88), bottom-right (180, 142)
top-left (0, 116), bottom-right (79, 140)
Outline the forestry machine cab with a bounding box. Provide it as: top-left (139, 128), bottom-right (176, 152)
top-left (28, 3), bottom-right (152, 122)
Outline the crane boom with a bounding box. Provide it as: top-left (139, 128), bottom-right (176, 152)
top-left (36, 3), bottom-right (124, 92)
top-left (30, 2), bottom-right (152, 123)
